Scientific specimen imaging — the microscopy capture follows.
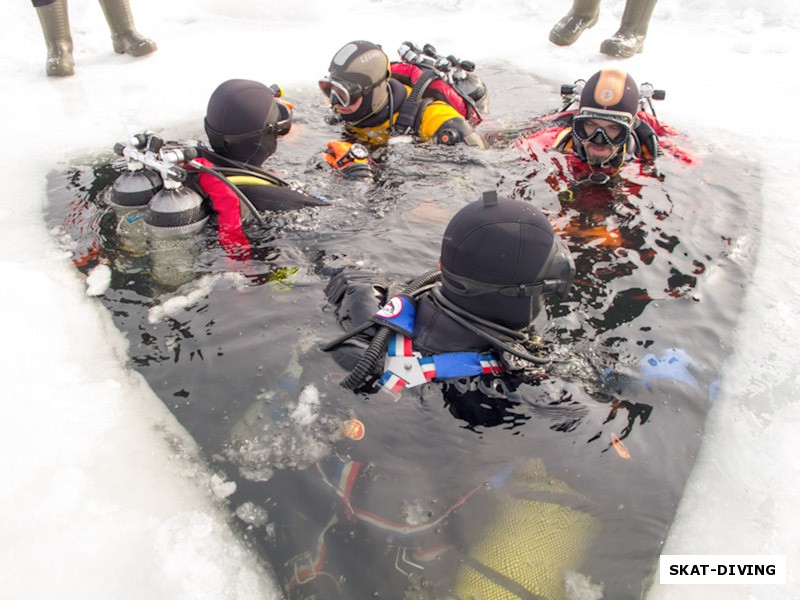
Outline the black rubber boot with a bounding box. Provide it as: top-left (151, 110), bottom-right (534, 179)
top-left (549, 0), bottom-right (602, 46)
top-left (35, 0), bottom-right (74, 76)
top-left (97, 0), bottom-right (157, 57)
top-left (600, 0), bottom-right (657, 58)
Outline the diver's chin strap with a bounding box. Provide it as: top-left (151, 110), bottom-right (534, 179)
top-left (429, 288), bottom-right (550, 366)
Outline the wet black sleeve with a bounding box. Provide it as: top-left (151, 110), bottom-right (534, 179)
top-left (241, 184), bottom-right (329, 212)
top-left (324, 267), bottom-right (388, 332)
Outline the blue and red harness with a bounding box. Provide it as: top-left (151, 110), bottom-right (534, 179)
top-left (372, 295), bottom-right (505, 396)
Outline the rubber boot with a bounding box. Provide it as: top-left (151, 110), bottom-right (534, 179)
top-left (600, 0), bottom-right (657, 58)
top-left (35, 0), bottom-right (75, 76)
top-left (97, 0), bottom-right (157, 57)
top-left (549, 0), bottom-right (602, 46)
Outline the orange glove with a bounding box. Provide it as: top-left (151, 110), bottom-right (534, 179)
top-left (324, 140), bottom-right (374, 179)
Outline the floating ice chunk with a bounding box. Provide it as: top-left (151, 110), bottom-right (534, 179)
top-left (147, 273), bottom-right (248, 323)
top-left (210, 473), bottom-right (236, 499)
top-left (235, 502), bottom-right (269, 527)
top-left (565, 569), bottom-right (604, 600)
top-left (86, 264), bottom-right (111, 296)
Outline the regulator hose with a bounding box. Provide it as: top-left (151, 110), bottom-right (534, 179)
top-left (188, 162), bottom-right (268, 228)
top-left (198, 145), bottom-right (291, 187)
top-left (431, 286), bottom-right (527, 341)
top-left (318, 320), bottom-right (374, 353)
top-left (430, 288), bottom-right (550, 365)
top-left (340, 326), bottom-right (393, 391)
top-left (339, 269), bottom-right (441, 391)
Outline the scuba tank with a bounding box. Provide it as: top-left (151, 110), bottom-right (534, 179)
top-left (454, 69), bottom-right (489, 114)
top-left (108, 132), bottom-right (163, 209)
top-left (453, 458), bottom-right (599, 600)
top-left (395, 41), bottom-right (490, 120)
top-left (141, 141), bottom-right (209, 239)
top-left (112, 133), bottom-right (210, 239)
top-left (111, 132), bottom-right (290, 241)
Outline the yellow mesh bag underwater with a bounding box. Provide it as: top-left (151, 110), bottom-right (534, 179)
top-left (454, 458), bottom-right (599, 600)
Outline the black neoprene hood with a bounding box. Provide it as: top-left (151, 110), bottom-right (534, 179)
top-left (439, 194), bottom-right (572, 329)
top-left (205, 79), bottom-right (280, 165)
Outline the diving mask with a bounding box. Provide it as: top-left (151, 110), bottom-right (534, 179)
top-left (319, 73), bottom-right (388, 108)
top-left (572, 107), bottom-right (634, 147)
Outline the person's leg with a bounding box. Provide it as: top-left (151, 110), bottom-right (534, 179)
top-left (97, 0), bottom-right (157, 56)
top-left (34, 0), bottom-right (74, 76)
top-left (549, 0), bottom-right (602, 46)
top-left (600, 0), bottom-right (657, 57)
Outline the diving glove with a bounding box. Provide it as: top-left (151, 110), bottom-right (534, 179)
top-left (324, 140), bottom-right (375, 180)
top-left (325, 267), bottom-right (389, 333)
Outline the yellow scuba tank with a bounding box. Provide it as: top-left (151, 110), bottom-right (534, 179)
top-left (453, 458), bottom-right (598, 600)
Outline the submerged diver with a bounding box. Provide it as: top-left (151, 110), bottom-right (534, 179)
top-left (258, 193), bottom-right (611, 599)
top-left (218, 191), bottom-right (713, 599)
top-left (319, 40), bottom-right (487, 152)
top-left (32, 0), bottom-right (156, 76)
top-left (549, 0), bottom-right (658, 58)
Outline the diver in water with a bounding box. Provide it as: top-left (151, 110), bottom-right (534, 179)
top-left (549, 0), bottom-right (658, 58)
top-left (193, 78), bottom-right (328, 260)
top-left (324, 191), bottom-right (574, 391)
top-left (513, 68), bottom-right (698, 333)
top-left (319, 40), bottom-right (487, 153)
top-left (227, 193), bottom-right (595, 599)
top-left (32, 0), bottom-right (156, 76)
top-left (515, 67), bottom-right (697, 187)
top-left (286, 192), bottom-right (601, 599)
top-left (108, 79), bottom-right (328, 261)
top-left (224, 191), bottom-right (707, 598)
top-left (517, 68), bottom-right (659, 174)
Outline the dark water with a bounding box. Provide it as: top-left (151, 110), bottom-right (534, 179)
top-left (46, 67), bottom-right (761, 600)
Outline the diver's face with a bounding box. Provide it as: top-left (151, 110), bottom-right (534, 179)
top-left (335, 95), bottom-right (363, 115)
top-left (579, 118), bottom-right (624, 165)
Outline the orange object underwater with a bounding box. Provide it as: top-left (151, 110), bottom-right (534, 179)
top-left (611, 432), bottom-right (631, 459)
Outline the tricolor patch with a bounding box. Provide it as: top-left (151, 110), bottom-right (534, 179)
top-left (419, 357), bottom-right (436, 381)
top-left (379, 371), bottom-right (407, 394)
top-left (480, 357), bottom-right (505, 375)
top-left (387, 333), bottom-right (414, 357)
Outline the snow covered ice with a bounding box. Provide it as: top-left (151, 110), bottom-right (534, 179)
top-left (1, 0), bottom-right (799, 598)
